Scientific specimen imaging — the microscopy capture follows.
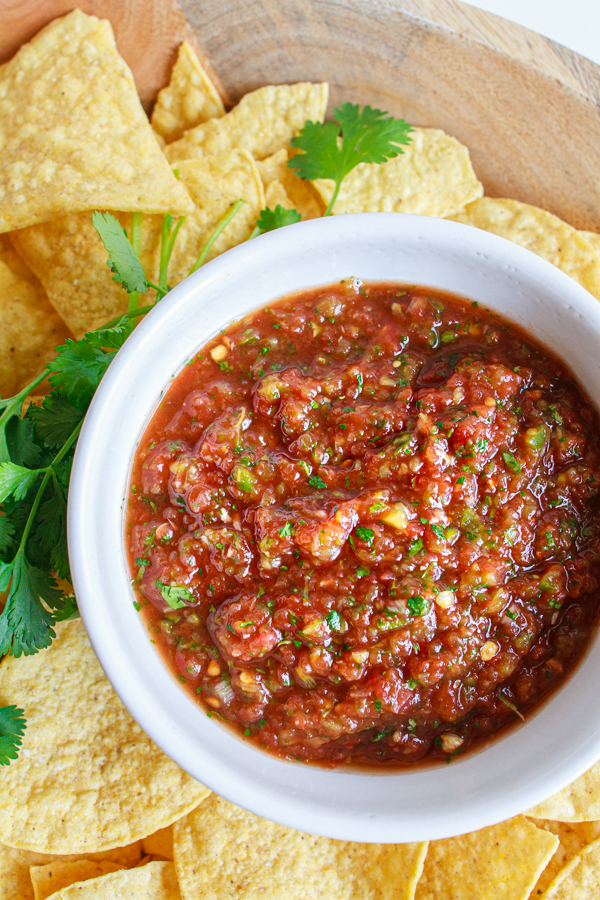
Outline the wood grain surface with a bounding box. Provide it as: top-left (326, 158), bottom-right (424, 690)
top-left (0, 0), bottom-right (599, 229)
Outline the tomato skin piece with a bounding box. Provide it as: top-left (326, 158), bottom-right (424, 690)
top-left (208, 593), bottom-right (282, 662)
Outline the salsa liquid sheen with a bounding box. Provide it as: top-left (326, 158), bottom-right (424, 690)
top-left (126, 282), bottom-right (600, 767)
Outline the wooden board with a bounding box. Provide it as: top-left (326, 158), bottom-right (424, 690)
top-left (1, 0), bottom-right (599, 230)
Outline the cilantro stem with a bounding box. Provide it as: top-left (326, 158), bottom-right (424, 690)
top-left (0, 371), bottom-right (48, 414)
top-left (0, 371), bottom-right (49, 462)
top-left (101, 305), bottom-right (154, 330)
top-left (324, 182), bottom-right (341, 217)
top-left (126, 212), bottom-right (144, 323)
top-left (154, 215), bottom-right (186, 303)
top-left (158, 215), bottom-right (173, 296)
top-left (189, 199), bottom-right (244, 274)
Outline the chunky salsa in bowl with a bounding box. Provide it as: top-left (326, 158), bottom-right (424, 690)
top-left (70, 213), bottom-right (600, 841)
top-left (126, 278), bottom-right (600, 768)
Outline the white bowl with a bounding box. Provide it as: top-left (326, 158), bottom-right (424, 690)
top-left (69, 213), bottom-right (600, 843)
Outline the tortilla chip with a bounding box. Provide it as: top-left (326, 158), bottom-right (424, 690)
top-left (30, 860), bottom-right (124, 900)
top-left (0, 235), bottom-right (71, 396)
top-left (151, 42), bottom-right (225, 143)
top-left (0, 846), bottom-right (54, 900)
top-left (142, 827), bottom-right (173, 862)
top-left (529, 762), bottom-right (600, 823)
top-left (264, 180), bottom-right (294, 209)
top-left (11, 214), bottom-right (130, 338)
top-left (256, 148), bottom-right (323, 219)
top-left (450, 198), bottom-right (600, 300)
top-left (165, 83), bottom-right (328, 163)
top-left (174, 793), bottom-right (427, 900)
top-left (414, 816), bottom-right (558, 900)
top-left (0, 620), bottom-right (210, 853)
top-left (0, 842), bottom-right (142, 900)
top-left (47, 861), bottom-right (181, 899)
top-left (580, 230), bottom-right (600, 255)
top-left (0, 9), bottom-right (193, 233)
top-left (166, 152), bottom-right (265, 280)
top-left (530, 820), bottom-right (600, 896)
top-left (312, 127), bottom-right (482, 218)
top-left (541, 836), bottom-right (600, 899)
top-left (10, 211), bottom-right (162, 338)
top-left (12, 150), bottom-right (264, 336)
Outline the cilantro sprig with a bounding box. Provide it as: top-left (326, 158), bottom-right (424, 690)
top-left (0, 198), bottom-right (249, 764)
top-left (0, 316), bottom-right (135, 659)
top-left (289, 103), bottom-right (413, 215)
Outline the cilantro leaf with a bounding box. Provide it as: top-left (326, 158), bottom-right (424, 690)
top-left (47, 318), bottom-right (132, 410)
top-left (0, 463), bottom-right (39, 503)
top-left (0, 513), bottom-right (14, 556)
top-left (92, 211), bottom-right (149, 294)
top-left (289, 119), bottom-right (340, 181)
top-left (0, 553), bottom-right (64, 657)
top-left (84, 318), bottom-right (131, 352)
top-left (0, 706), bottom-right (26, 766)
top-left (34, 492), bottom-right (69, 581)
top-left (157, 580), bottom-right (193, 609)
top-left (289, 103), bottom-right (413, 215)
top-left (30, 394), bottom-right (85, 450)
top-left (54, 594), bottom-right (79, 622)
top-left (48, 338), bottom-right (117, 409)
top-left (256, 205), bottom-right (301, 234)
top-left (5, 416), bottom-right (42, 467)
top-left (327, 609), bottom-right (342, 631)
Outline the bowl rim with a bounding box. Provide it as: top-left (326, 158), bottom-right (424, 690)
top-left (68, 212), bottom-right (600, 842)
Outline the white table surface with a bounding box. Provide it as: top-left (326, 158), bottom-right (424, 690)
top-left (461, 0), bottom-right (600, 66)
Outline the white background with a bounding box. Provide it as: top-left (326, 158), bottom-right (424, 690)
top-left (461, 0), bottom-right (600, 66)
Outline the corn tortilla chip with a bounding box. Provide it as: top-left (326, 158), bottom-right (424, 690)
top-left (256, 148), bottom-right (323, 219)
top-left (313, 127), bottom-right (482, 218)
top-left (12, 150), bottom-right (264, 337)
top-left (165, 152), bottom-right (265, 280)
top-left (530, 820), bottom-right (600, 897)
top-left (0, 846), bottom-right (58, 900)
top-left (264, 180), bottom-right (295, 210)
top-left (0, 841), bottom-right (142, 900)
top-left (0, 235), bottom-right (71, 396)
top-left (528, 761), bottom-right (600, 822)
top-left (450, 198), bottom-right (600, 300)
top-left (165, 83), bottom-right (328, 163)
top-left (414, 815), bottom-right (558, 900)
top-left (0, 9), bottom-right (193, 233)
top-left (47, 861), bottom-right (181, 899)
top-left (30, 860), bottom-right (124, 900)
top-left (151, 42), bottom-right (225, 143)
top-left (174, 793), bottom-right (427, 900)
top-left (142, 827), bottom-right (174, 862)
top-left (11, 212), bottom-right (156, 338)
top-left (0, 620), bottom-right (210, 853)
top-left (580, 230), bottom-right (600, 255)
top-left (541, 836), bottom-right (600, 899)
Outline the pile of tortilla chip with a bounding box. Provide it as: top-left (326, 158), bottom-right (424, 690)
top-left (3, 620), bottom-right (600, 900)
top-left (3, 8), bottom-right (600, 900)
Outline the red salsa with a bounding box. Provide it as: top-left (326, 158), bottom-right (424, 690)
top-left (126, 281), bottom-right (600, 767)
